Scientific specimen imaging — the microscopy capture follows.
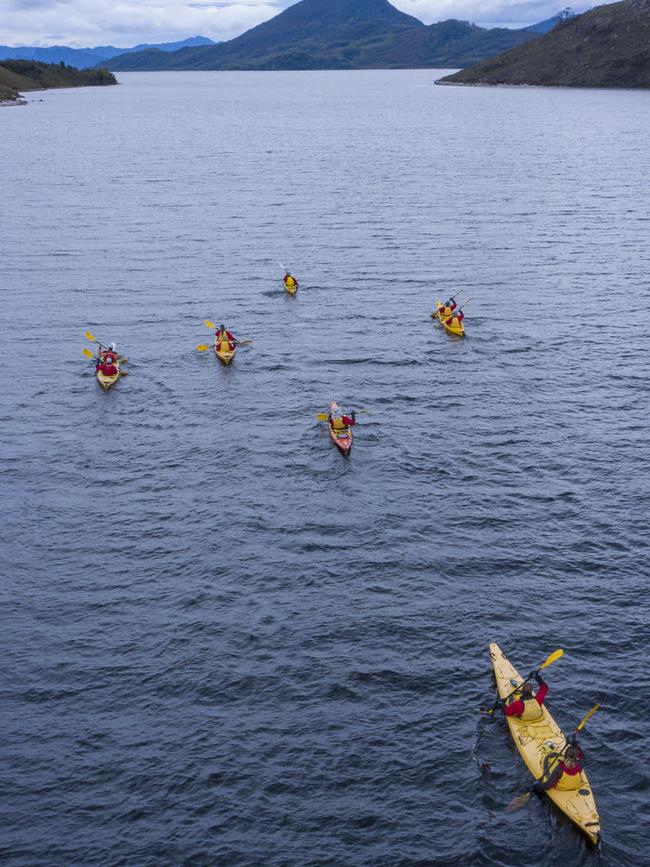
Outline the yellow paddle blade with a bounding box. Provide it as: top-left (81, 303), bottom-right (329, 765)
top-left (577, 703), bottom-right (600, 732)
top-left (85, 331), bottom-right (97, 342)
top-left (196, 344), bottom-right (210, 352)
top-left (316, 413), bottom-right (328, 421)
top-left (540, 648), bottom-right (563, 671)
top-left (119, 357), bottom-right (128, 363)
top-left (82, 348), bottom-right (95, 358)
top-left (506, 790), bottom-right (532, 813)
top-left (204, 319), bottom-right (216, 330)
top-left (120, 370), bottom-right (129, 377)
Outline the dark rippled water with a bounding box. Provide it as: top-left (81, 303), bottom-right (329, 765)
top-left (1, 70), bottom-right (649, 866)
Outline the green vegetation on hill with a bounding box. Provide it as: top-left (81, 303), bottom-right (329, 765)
top-left (104, 0), bottom-right (539, 71)
top-left (0, 59), bottom-right (116, 103)
top-left (438, 0), bottom-right (650, 87)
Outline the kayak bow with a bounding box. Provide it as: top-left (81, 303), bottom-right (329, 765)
top-left (214, 340), bottom-right (236, 365)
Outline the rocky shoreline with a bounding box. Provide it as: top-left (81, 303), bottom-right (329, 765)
top-left (437, 0), bottom-right (650, 89)
top-left (0, 59), bottom-right (117, 107)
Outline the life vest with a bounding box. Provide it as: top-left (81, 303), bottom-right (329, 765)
top-left (100, 364), bottom-right (118, 377)
top-left (332, 416), bottom-right (346, 431)
top-left (518, 697), bottom-right (544, 721)
top-left (285, 275), bottom-right (296, 287)
top-left (555, 766), bottom-right (583, 790)
top-left (216, 332), bottom-right (233, 350)
top-left (441, 306), bottom-right (452, 317)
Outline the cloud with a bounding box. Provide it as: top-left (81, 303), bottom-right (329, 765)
top-left (391, 0), bottom-right (584, 27)
top-left (0, 0), bottom-right (587, 48)
top-left (0, 0), bottom-right (285, 47)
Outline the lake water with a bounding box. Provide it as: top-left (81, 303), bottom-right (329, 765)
top-left (1, 70), bottom-right (649, 866)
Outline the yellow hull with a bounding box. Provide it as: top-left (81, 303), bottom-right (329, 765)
top-left (489, 643), bottom-right (600, 845)
top-left (285, 282), bottom-right (298, 296)
top-left (215, 347), bottom-right (235, 365)
top-left (434, 302), bottom-right (465, 337)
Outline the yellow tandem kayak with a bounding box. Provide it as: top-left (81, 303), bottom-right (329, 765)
top-left (489, 642), bottom-right (600, 845)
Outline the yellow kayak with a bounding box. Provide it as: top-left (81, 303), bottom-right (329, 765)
top-left (489, 643), bottom-right (600, 845)
top-left (434, 301), bottom-right (465, 337)
top-left (284, 276), bottom-right (298, 296)
top-left (214, 340), bottom-right (236, 365)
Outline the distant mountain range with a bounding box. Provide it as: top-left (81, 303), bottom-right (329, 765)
top-left (0, 37), bottom-right (215, 70)
top-left (438, 0), bottom-right (650, 87)
top-left (102, 0), bottom-right (545, 71)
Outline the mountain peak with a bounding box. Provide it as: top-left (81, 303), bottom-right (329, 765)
top-left (283, 0), bottom-right (422, 26)
top-left (104, 0), bottom-right (538, 72)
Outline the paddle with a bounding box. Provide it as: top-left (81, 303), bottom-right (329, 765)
top-left (485, 648), bottom-right (564, 716)
top-left (506, 704), bottom-right (601, 813)
top-left (203, 320), bottom-right (252, 346)
top-left (316, 408), bottom-right (363, 422)
top-left (84, 347), bottom-right (127, 362)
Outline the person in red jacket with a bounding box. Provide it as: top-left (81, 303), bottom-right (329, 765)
top-left (328, 409), bottom-right (356, 431)
top-left (533, 739), bottom-right (585, 792)
top-left (284, 271), bottom-right (298, 290)
top-left (446, 309), bottom-right (464, 327)
top-left (502, 671), bottom-right (549, 721)
top-left (215, 324), bottom-right (235, 351)
top-left (443, 296), bottom-right (458, 313)
top-left (98, 343), bottom-right (118, 364)
top-left (97, 360), bottom-right (118, 377)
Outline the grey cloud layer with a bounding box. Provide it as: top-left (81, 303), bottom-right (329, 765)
top-left (0, 0), bottom-right (582, 47)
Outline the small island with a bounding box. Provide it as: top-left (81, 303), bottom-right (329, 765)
top-left (0, 59), bottom-right (117, 107)
top-left (437, 0), bottom-right (650, 89)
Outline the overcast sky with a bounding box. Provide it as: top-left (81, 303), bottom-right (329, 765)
top-left (1, 0), bottom-right (587, 48)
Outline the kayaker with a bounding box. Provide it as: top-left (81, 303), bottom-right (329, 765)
top-left (328, 409), bottom-right (356, 430)
top-left (100, 344), bottom-right (118, 364)
top-left (97, 359), bottom-right (118, 377)
top-left (215, 324), bottom-right (235, 351)
top-left (499, 671), bottom-right (549, 721)
top-left (533, 740), bottom-right (585, 792)
top-left (284, 271), bottom-right (298, 288)
top-left (441, 297), bottom-right (457, 315)
top-left (446, 310), bottom-right (464, 327)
